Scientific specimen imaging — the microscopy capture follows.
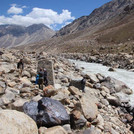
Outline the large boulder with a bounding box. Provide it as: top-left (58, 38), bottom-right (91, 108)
top-left (51, 89), bottom-right (70, 101)
top-left (106, 95), bottom-right (120, 106)
top-left (0, 110), bottom-right (38, 134)
top-left (107, 92), bottom-right (131, 107)
top-left (43, 85), bottom-right (57, 97)
top-left (68, 86), bottom-right (82, 96)
top-left (23, 97), bottom-right (70, 127)
top-left (69, 78), bottom-right (86, 92)
top-left (2, 53), bottom-right (16, 62)
top-left (0, 91), bottom-right (15, 105)
top-left (101, 77), bottom-right (133, 94)
top-left (80, 96), bottom-right (98, 121)
top-left (0, 62), bottom-right (16, 73)
top-left (70, 110), bottom-right (87, 129)
top-left (84, 73), bottom-right (99, 83)
top-left (11, 98), bottom-right (28, 112)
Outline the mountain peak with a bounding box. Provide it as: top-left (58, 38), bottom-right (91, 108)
top-left (0, 24), bottom-right (55, 48)
top-left (26, 24), bottom-right (51, 35)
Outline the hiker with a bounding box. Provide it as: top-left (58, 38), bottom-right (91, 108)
top-left (17, 59), bottom-right (24, 77)
top-left (38, 68), bottom-right (44, 90)
top-left (44, 68), bottom-right (48, 86)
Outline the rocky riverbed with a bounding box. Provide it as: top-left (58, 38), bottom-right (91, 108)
top-left (60, 52), bottom-right (134, 70)
top-left (0, 48), bottom-right (134, 134)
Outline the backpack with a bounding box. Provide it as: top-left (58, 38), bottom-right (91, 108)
top-left (35, 74), bottom-right (39, 84)
top-left (39, 71), bottom-right (44, 79)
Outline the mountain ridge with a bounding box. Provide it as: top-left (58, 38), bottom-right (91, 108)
top-left (55, 0), bottom-right (134, 37)
top-left (0, 24), bottom-right (55, 48)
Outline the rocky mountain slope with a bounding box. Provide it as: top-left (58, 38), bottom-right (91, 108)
top-left (0, 24), bottom-right (55, 48)
top-left (18, 0), bottom-right (134, 54)
top-left (55, 0), bottom-right (134, 36)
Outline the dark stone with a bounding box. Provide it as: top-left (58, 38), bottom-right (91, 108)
top-left (108, 67), bottom-right (115, 72)
top-left (0, 51), bottom-right (3, 55)
top-left (69, 78), bottom-right (86, 92)
top-left (37, 97), bottom-right (70, 127)
top-left (103, 61), bottom-right (111, 66)
top-left (124, 5), bottom-right (130, 12)
top-left (130, 121), bottom-right (134, 132)
top-left (23, 101), bottom-right (38, 121)
top-left (23, 97), bottom-right (70, 127)
top-left (107, 97), bottom-right (120, 107)
top-left (96, 103), bottom-right (102, 109)
top-left (70, 114), bottom-right (87, 129)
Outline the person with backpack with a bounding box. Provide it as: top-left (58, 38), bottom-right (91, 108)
top-left (17, 59), bottom-right (24, 77)
top-left (38, 68), bottom-right (44, 90)
top-left (44, 68), bottom-right (48, 86)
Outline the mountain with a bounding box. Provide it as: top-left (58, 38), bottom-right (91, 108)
top-left (28, 0), bottom-right (134, 54)
top-left (4, 0), bottom-right (134, 54)
top-left (55, 0), bottom-right (134, 36)
top-left (0, 24), bottom-right (55, 48)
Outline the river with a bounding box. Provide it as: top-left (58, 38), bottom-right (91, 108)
top-left (69, 59), bottom-right (134, 105)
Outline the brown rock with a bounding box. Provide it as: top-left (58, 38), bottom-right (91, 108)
top-left (86, 122), bottom-right (91, 128)
top-left (41, 126), bottom-right (67, 134)
top-left (86, 82), bottom-right (93, 88)
top-left (11, 99), bottom-right (28, 112)
top-left (80, 96), bottom-right (98, 121)
top-left (84, 73), bottom-right (99, 83)
top-left (43, 85), bottom-right (57, 97)
top-left (0, 71), bottom-right (3, 76)
top-left (71, 110), bottom-right (81, 120)
top-left (20, 93), bottom-right (32, 98)
top-left (0, 86), bottom-right (5, 95)
top-left (125, 114), bottom-right (133, 122)
top-left (38, 127), bottom-right (47, 134)
top-left (8, 81), bottom-right (16, 88)
top-left (68, 86), bottom-right (82, 96)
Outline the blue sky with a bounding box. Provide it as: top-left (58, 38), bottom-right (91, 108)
top-left (0, 0), bottom-right (112, 30)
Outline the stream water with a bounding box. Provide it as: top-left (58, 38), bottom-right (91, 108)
top-left (69, 59), bottom-right (134, 105)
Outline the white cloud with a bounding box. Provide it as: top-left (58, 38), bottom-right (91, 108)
top-left (22, 6), bottom-right (27, 9)
top-left (7, 4), bottom-right (23, 14)
top-left (2, 6), bottom-right (75, 30)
